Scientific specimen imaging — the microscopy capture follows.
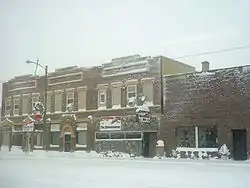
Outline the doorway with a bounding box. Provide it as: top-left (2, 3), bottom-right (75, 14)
top-left (64, 134), bottom-right (71, 152)
top-left (232, 129), bottom-right (247, 160)
top-left (142, 132), bottom-right (157, 157)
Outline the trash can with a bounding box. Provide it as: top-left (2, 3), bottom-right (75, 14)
top-left (156, 140), bottom-right (165, 158)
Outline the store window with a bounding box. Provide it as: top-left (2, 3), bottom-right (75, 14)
top-left (176, 127), bottom-right (195, 147)
top-left (76, 131), bottom-right (87, 145)
top-left (50, 132), bottom-right (60, 145)
top-left (198, 126), bottom-right (218, 148)
top-left (176, 126), bottom-right (218, 148)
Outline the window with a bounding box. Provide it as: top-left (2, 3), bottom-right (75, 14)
top-left (32, 96), bottom-right (40, 109)
top-left (96, 132), bottom-right (110, 140)
top-left (50, 132), bottom-right (60, 145)
top-left (95, 132), bottom-right (142, 140)
top-left (176, 126), bottom-right (218, 148)
top-left (110, 132), bottom-right (125, 139)
top-left (12, 133), bottom-right (22, 146)
top-left (125, 132), bottom-right (142, 139)
top-left (5, 99), bottom-right (11, 116)
top-left (67, 92), bottom-right (74, 106)
top-left (176, 127), bottom-right (195, 147)
top-left (13, 99), bottom-right (20, 115)
top-left (35, 133), bottom-right (43, 146)
top-left (76, 131), bottom-right (87, 145)
top-left (198, 126), bottom-right (218, 148)
top-left (99, 92), bottom-right (106, 104)
top-left (127, 85), bottom-right (136, 99)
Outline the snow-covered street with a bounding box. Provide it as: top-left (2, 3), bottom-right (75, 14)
top-left (1, 149), bottom-right (250, 188)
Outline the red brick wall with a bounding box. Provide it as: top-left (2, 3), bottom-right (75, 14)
top-left (162, 66), bottom-right (250, 156)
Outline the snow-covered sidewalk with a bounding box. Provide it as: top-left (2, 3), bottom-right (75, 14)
top-left (1, 148), bottom-right (250, 188)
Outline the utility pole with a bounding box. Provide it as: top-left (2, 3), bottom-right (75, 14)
top-left (26, 59), bottom-right (49, 151)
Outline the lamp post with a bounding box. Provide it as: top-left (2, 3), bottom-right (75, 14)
top-left (26, 59), bottom-right (49, 150)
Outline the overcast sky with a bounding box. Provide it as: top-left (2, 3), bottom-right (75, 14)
top-left (0, 0), bottom-right (250, 100)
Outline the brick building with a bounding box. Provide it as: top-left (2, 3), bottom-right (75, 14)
top-left (0, 54), bottom-right (194, 156)
top-left (161, 62), bottom-right (250, 160)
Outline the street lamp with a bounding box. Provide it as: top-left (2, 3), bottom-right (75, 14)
top-left (26, 58), bottom-right (49, 150)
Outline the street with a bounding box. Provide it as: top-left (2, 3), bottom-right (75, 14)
top-left (0, 150), bottom-right (250, 188)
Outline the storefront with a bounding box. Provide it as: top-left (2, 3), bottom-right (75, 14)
top-left (0, 117), bottom-right (13, 151)
top-left (95, 113), bottom-right (158, 157)
top-left (49, 114), bottom-right (90, 152)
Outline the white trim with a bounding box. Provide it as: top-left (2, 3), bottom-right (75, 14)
top-left (78, 109), bottom-right (86, 112)
top-left (103, 60), bottom-right (148, 71)
top-left (76, 144), bottom-right (87, 148)
top-left (49, 72), bottom-right (82, 79)
top-left (176, 147), bottom-right (219, 152)
top-left (34, 146), bottom-right (43, 149)
top-left (9, 80), bottom-right (37, 92)
top-left (48, 72), bottom-right (83, 86)
top-left (125, 79), bottom-right (138, 85)
top-left (97, 83), bottom-right (109, 89)
top-left (54, 89), bottom-right (63, 94)
top-left (50, 144), bottom-right (59, 147)
top-left (195, 126), bottom-right (199, 148)
top-left (65, 88), bottom-right (75, 92)
top-left (31, 93), bottom-right (40, 96)
top-left (111, 82), bottom-right (123, 87)
top-left (54, 111), bottom-right (62, 113)
top-left (77, 86), bottom-right (87, 91)
top-left (102, 67), bottom-right (148, 77)
top-left (22, 93), bottom-right (30, 97)
top-left (13, 95), bottom-right (21, 98)
top-left (96, 138), bottom-right (142, 141)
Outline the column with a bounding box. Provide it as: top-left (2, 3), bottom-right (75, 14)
top-left (111, 82), bottom-right (122, 109)
top-left (77, 86), bottom-right (87, 111)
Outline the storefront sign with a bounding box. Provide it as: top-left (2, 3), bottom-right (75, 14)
top-left (22, 122), bottom-right (34, 132)
top-left (100, 116), bottom-right (121, 131)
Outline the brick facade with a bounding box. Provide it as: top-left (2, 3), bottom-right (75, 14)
top-left (161, 65), bottom-right (250, 159)
top-left (1, 55), bottom-right (194, 156)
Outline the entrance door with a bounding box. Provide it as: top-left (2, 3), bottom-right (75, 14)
top-left (232, 129), bottom-right (247, 160)
top-left (142, 132), bottom-right (157, 157)
top-left (64, 134), bottom-right (71, 152)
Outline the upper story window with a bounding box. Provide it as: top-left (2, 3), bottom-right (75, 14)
top-left (127, 85), bottom-right (136, 99)
top-left (13, 98), bottom-right (20, 116)
top-left (5, 98), bottom-right (11, 116)
top-left (66, 92), bottom-right (74, 106)
top-left (99, 92), bottom-right (106, 104)
top-left (32, 95), bottom-right (40, 109)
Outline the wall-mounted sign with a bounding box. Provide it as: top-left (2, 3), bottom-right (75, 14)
top-left (22, 122), bottom-right (34, 132)
top-left (100, 116), bottom-right (122, 131)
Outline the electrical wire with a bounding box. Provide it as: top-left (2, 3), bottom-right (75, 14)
top-left (172, 45), bottom-right (250, 60)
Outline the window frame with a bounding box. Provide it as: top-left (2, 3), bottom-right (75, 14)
top-left (95, 131), bottom-right (142, 141)
top-left (13, 98), bottom-right (20, 115)
top-left (127, 85), bottom-right (137, 100)
top-left (176, 126), bottom-right (218, 149)
top-left (32, 96), bottom-right (40, 109)
top-left (5, 99), bottom-right (11, 116)
top-left (76, 131), bottom-right (87, 146)
top-left (99, 91), bottom-right (106, 104)
top-left (66, 91), bottom-right (74, 106)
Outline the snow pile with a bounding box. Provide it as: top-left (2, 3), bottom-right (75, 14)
top-left (219, 144), bottom-right (230, 160)
top-left (171, 148), bottom-right (221, 160)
